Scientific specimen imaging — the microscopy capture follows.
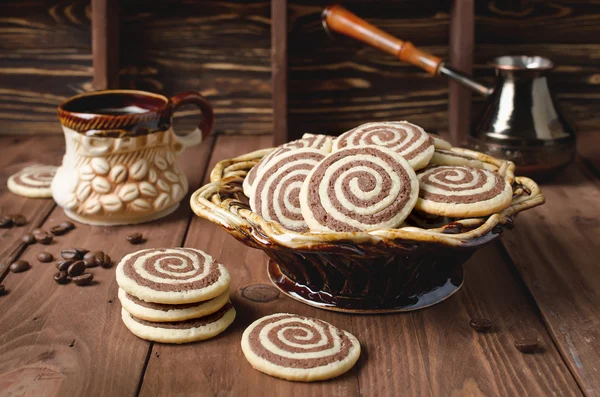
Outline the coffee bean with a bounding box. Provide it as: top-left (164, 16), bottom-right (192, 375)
top-left (56, 259), bottom-right (75, 272)
top-left (35, 232), bottom-right (53, 245)
top-left (514, 338), bottom-right (539, 354)
top-left (32, 228), bottom-right (44, 234)
top-left (61, 248), bottom-right (82, 260)
top-left (61, 221), bottom-right (75, 231)
top-left (0, 285), bottom-right (5, 295)
top-left (67, 260), bottom-right (86, 277)
top-left (22, 233), bottom-right (36, 245)
top-left (72, 273), bottom-right (93, 286)
top-left (75, 248), bottom-right (89, 257)
top-left (50, 225), bottom-right (69, 236)
top-left (0, 216), bottom-right (13, 228)
top-left (94, 251), bottom-right (112, 268)
top-left (127, 232), bottom-right (145, 244)
top-left (37, 252), bottom-right (54, 263)
top-left (10, 260), bottom-right (30, 273)
top-left (10, 214), bottom-right (27, 226)
top-left (469, 318), bottom-right (492, 333)
top-left (83, 252), bottom-right (98, 268)
top-left (53, 271), bottom-right (70, 285)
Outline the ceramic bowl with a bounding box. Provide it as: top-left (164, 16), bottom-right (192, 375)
top-left (190, 147), bottom-right (545, 313)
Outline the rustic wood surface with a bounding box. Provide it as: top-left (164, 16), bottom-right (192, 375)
top-left (0, 134), bottom-right (598, 396)
top-left (1, 0), bottom-right (599, 137)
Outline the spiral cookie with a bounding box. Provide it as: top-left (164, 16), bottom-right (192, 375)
top-left (332, 121), bottom-right (434, 170)
top-left (416, 165), bottom-right (512, 217)
top-left (118, 288), bottom-right (230, 322)
top-left (429, 134), bottom-right (452, 150)
top-left (243, 135), bottom-right (333, 197)
top-left (241, 313), bottom-right (361, 382)
top-left (429, 149), bottom-right (484, 169)
top-left (121, 303), bottom-right (236, 343)
top-left (7, 164), bottom-right (57, 198)
top-left (116, 248), bottom-right (231, 304)
top-left (300, 146), bottom-right (419, 232)
top-left (251, 148), bottom-right (326, 232)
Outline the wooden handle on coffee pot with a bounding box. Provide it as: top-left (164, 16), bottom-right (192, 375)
top-left (322, 4), bottom-right (443, 75)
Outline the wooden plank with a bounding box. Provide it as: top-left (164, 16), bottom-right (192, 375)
top-left (501, 164), bottom-right (600, 396)
top-left (411, 243), bottom-right (581, 397)
top-left (92, 0), bottom-right (119, 90)
top-left (448, 0), bottom-right (474, 146)
top-left (0, 135), bottom-right (64, 279)
top-left (138, 135), bottom-right (361, 397)
top-left (272, 0), bottom-right (288, 145)
top-left (0, 135), bottom-right (215, 396)
top-left (577, 129), bottom-right (600, 176)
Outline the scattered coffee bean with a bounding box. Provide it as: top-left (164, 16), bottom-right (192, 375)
top-left (469, 318), bottom-right (493, 333)
top-left (10, 260), bottom-right (30, 273)
top-left (35, 232), bottom-right (53, 245)
top-left (53, 271), bottom-right (70, 284)
top-left (22, 233), bottom-right (36, 245)
top-left (0, 285), bottom-right (5, 295)
top-left (75, 248), bottom-right (89, 257)
top-left (61, 221), bottom-right (75, 231)
top-left (0, 216), bottom-right (13, 228)
top-left (127, 232), bottom-right (145, 244)
top-left (50, 225), bottom-right (69, 236)
top-left (61, 248), bottom-right (83, 260)
top-left (67, 260), bottom-right (86, 277)
top-left (32, 228), bottom-right (44, 234)
top-left (72, 273), bottom-right (93, 286)
top-left (56, 259), bottom-right (75, 272)
top-left (514, 338), bottom-right (539, 354)
top-left (94, 251), bottom-right (112, 268)
top-left (83, 251), bottom-right (98, 268)
top-left (37, 252), bottom-right (54, 263)
top-left (10, 214), bottom-right (27, 226)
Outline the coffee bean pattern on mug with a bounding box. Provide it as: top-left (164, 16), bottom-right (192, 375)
top-left (53, 129), bottom-right (188, 219)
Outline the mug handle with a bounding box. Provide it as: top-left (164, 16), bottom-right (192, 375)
top-left (170, 91), bottom-right (214, 149)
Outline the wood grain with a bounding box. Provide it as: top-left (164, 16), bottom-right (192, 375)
top-left (272, 0), bottom-right (288, 146)
top-left (0, 135), bottom-right (215, 396)
top-left (0, 135), bottom-right (63, 280)
top-left (501, 164), bottom-right (600, 396)
top-left (448, 0), bottom-right (474, 146)
top-left (92, 0), bottom-right (119, 89)
top-left (577, 129), bottom-right (600, 175)
top-left (138, 135), bottom-right (361, 397)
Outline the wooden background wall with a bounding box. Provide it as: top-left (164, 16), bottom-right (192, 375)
top-left (0, 0), bottom-right (598, 137)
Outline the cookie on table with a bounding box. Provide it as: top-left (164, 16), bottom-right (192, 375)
top-left (241, 313), bottom-right (361, 382)
top-left (429, 149), bottom-right (485, 169)
top-left (121, 303), bottom-right (236, 343)
top-left (118, 288), bottom-right (230, 322)
top-left (250, 148), bottom-right (327, 232)
top-left (428, 134), bottom-right (452, 150)
top-left (332, 121), bottom-right (434, 170)
top-left (243, 134), bottom-right (334, 197)
top-left (415, 165), bottom-right (512, 217)
top-left (116, 248), bottom-right (230, 304)
top-left (7, 164), bottom-right (57, 198)
top-left (300, 146), bottom-right (419, 232)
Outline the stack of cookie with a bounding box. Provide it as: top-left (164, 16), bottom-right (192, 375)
top-left (244, 121), bottom-right (514, 233)
top-left (116, 247), bottom-right (236, 344)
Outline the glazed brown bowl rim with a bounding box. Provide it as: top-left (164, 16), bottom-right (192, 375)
top-left (190, 146), bottom-right (545, 252)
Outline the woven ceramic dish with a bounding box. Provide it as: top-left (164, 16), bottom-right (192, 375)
top-left (190, 146), bottom-right (545, 314)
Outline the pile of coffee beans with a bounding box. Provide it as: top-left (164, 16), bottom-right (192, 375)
top-left (0, 214), bottom-right (27, 228)
top-left (49, 247), bottom-right (113, 287)
top-left (21, 221), bottom-right (75, 247)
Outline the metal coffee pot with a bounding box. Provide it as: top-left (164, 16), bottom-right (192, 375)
top-left (322, 5), bottom-right (576, 179)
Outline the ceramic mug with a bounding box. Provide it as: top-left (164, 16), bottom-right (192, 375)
top-left (53, 89), bottom-right (214, 225)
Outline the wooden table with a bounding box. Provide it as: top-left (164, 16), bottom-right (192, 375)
top-left (0, 133), bottom-right (598, 397)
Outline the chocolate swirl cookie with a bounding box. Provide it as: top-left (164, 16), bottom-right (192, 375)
top-left (116, 248), bottom-right (231, 304)
top-left (7, 165), bottom-right (57, 198)
top-left (333, 121), bottom-right (434, 170)
top-left (243, 134), bottom-right (334, 197)
top-left (429, 133), bottom-right (452, 150)
top-left (121, 303), bottom-right (236, 343)
top-left (250, 148), bottom-right (327, 232)
top-left (118, 288), bottom-right (229, 322)
top-left (241, 313), bottom-right (361, 382)
top-left (300, 146), bottom-right (419, 232)
top-left (415, 165), bottom-right (512, 217)
top-left (429, 149), bottom-right (484, 169)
